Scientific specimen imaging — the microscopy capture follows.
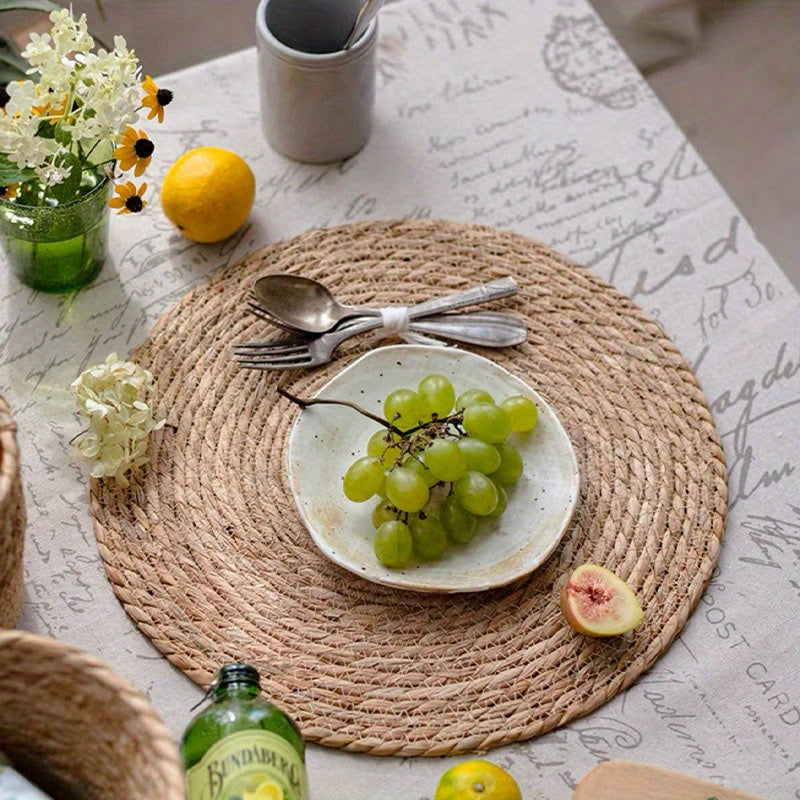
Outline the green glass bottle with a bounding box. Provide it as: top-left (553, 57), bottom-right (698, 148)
top-left (181, 664), bottom-right (308, 800)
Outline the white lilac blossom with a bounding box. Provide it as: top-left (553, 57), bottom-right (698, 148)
top-left (71, 353), bottom-right (165, 487)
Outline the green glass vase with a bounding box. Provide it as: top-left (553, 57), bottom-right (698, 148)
top-left (0, 169), bottom-right (111, 293)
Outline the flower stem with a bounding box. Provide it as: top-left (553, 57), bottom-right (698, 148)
top-left (68, 428), bottom-right (88, 445)
top-left (80, 139), bottom-right (101, 170)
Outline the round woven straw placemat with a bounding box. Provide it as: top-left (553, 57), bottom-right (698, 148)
top-left (90, 219), bottom-right (727, 756)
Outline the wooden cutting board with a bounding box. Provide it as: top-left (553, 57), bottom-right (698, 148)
top-left (573, 761), bottom-right (765, 799)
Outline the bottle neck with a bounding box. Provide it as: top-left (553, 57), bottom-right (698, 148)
top-left (213, 680), bottom-right (260, 702)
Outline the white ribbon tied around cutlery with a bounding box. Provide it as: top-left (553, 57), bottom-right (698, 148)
top-left (377, 306), bottom-right (447, 346)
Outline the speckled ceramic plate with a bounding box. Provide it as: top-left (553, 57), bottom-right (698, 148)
top-left (286, 345), bottom-right (580, 593)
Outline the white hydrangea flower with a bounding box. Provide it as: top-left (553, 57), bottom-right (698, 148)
top-left (3, 80), bottom-right (38, 114)
top-left (20, 32), bottom-right (56, 73)
top-left (71, 353), bottom-right (166, 488)
top-left (2, 127), bottom-right (60, 171)
top-left (47, 8), bottom-right (93, 58)
top-left (39, 161), bottom-right (73, 187)
top-left (62, 111), bottom-right (104, 145)
top-left (21, 10), bottom-right (91, 90)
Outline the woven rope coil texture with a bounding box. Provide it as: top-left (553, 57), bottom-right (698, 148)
top-left (0, 630), bottom-right (185, 800)
top-left (0, 395), bottom-right (24, 629)
top-left (90, 219), bottom-right (727, 756)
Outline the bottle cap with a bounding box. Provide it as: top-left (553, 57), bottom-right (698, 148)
top-left (190, 663), bottom-right (261, 711)
top-left (217, 663), bottom-right (260, 686)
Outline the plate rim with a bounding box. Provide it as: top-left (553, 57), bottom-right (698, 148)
top-left (286, 344), bottom-right (581, 593)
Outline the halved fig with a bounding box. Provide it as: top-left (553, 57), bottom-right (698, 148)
top-left (560, 563), bottom-right (643, 637)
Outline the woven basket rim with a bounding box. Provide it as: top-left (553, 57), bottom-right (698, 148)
top-left (0, 629), bottom-right (185, 798)
top-left (0, 396), bottom-right (19, 506)
top-left (0, 629), bottom-right (126, 668)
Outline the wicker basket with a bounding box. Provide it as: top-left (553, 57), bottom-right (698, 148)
top-left (0, 395), bottom-right (25, 629)
top-left (0, 631), bottom-right (186, 800)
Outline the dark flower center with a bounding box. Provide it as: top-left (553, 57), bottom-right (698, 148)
top-left (156, 88), bottom-right (173, 107)
top-left (125, 195), bottom-right (144, 213)
top-left (134, 138), bottom-right (155, 158)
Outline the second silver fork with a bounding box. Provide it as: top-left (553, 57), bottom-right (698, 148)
top-left (235, 311), bottom-right (526, 369)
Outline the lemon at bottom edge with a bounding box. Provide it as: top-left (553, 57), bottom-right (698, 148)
top-left (435, 760), bottom-right (522, 800)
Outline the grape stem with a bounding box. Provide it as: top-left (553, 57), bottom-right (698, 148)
top-left (401, 412), bottom-right (464, 437)
top-left (277, 387), bottom-right (405, 436)
top-left (277, 388), bottom-right (466, 461)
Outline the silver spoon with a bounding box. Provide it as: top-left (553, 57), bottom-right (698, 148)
top-left (342, 0), bottom-right (385, 49)
top-left (252, 274), bottom-right (519, 335)
top-left (253, 274), bottom-right (382, 334)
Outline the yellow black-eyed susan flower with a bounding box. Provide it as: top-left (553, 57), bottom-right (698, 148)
top-left (108, 181), bottom-right (147, 214)
top-left (113, 126), bottom-right (154, 177)
top-left (32, 92), bottom-right (70, 124)
top-left (141, 75), bottom-right (173, 124)
top-left (0, 183), bottom-right (19, 200)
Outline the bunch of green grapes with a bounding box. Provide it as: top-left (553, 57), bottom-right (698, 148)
top-left (341, 373), bottom-right (538, 569)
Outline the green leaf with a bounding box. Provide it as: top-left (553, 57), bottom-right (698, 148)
top-left (0, 153), bottom-right (35, 184)
top-left (0, 166), bottom-right (34, 184)
top-left (0, 2), bottom-right (112, 52)
top-left (0, 34), bottom-right (30, 79)
top-left (53, 121), bottom-right (71, 145)
top-left (46, 151), bottom-right (82, 203)
top-left (0, 1), bottom-right (63, 12)
top-left (36, 118), bottom-right (56, 138)
top-left (0, 62), bottom-right (25, 82)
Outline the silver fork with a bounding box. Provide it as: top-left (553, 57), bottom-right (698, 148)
top-left (234, 277), bottom-right (519, 369)
top-left (236, 311), bottom-right (526, 363)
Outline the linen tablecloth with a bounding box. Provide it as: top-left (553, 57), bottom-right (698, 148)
top-left (2, 0), bottom-right (799, 796)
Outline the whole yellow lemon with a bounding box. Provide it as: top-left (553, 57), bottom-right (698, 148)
top-left (435, 760), bottom-right (522, 800)
top-left (160, 147), bottom-right (255, 243)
